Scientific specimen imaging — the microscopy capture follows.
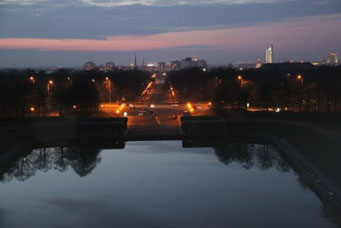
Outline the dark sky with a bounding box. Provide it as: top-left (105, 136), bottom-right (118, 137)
top-left (0, 0), bottom-right (340, 67)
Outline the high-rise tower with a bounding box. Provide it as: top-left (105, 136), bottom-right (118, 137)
top-left (265, 45), bottom-right (273, 64)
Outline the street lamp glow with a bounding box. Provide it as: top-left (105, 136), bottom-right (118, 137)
top-left (297, 75), bottom-right (302, 80)
top-left (29, 76), bottom-right (35, 83)
top-left (30, 107), bottom-right (35, 112)
top-left (92, 79), bottom-right (95, 82)
top-left (105, 77), bottom-right (109, 81)
top-left (72, 105), bottom-right (77, 109)
top-left (49, 80), bottom-right (53, 85)
top-left (237, 75), bottom-right (242, 80)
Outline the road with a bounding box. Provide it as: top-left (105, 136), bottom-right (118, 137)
top-left (100, 81), bottom-right (212, 138)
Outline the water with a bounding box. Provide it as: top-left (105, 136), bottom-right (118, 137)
top-left (0, 141), bottom-right (337, 227)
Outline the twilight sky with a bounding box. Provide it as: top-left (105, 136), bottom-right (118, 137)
top-left (0, 0), bottom-right (340, 67)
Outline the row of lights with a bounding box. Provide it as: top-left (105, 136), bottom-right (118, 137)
top-left (116, 104), bottom-right (125, 114)
top-left (236, 75), bottom-right (303, 81)
top-left (142, 81), bottom-right (153, 96)
top-left (29, 76), bottom-right (113, 84)
top-left (29, 104), bottom-right (78, 112)
top-left (169, 85), bottom-right (175, 97)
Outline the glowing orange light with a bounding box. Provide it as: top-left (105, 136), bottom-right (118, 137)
top-left (106, 77), bottom-right (109, 80)
top-left (237, 75), bottom-right (242, 80)
top-left (30, 107), bottom-right (35, 112)
top-left (30, 76), bottom-right (34, 81)
top-left (116, 110), bottom-right (120, 114)
top-left (297, 75), bottom-right (302, 80)
top-left (49, 80), bottom-right (53, 85)
top-left (72, 105), bottom-right (77, 109)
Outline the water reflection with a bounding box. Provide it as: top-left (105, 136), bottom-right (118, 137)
top-left (0, 143), bottom-right (293, 183)
top-left (0, 147), bottom-right (102, 182)
top-left (0, 141), bottom-right (339, 227)
top-left (214, 144), bottom-right (291, 172)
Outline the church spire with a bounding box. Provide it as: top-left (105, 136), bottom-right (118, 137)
top-left (134, 52), bottom-right (137, 69)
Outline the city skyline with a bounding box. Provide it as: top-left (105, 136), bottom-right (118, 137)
top-left (0, 0), bottom-right (340, 67)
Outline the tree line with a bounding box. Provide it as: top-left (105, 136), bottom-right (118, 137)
top-left (0, 147), bottom-right (101, 182)
top-left (0, 68), bottom-right (151, 118)
top-left (166, 66), bottom-right (341, 112)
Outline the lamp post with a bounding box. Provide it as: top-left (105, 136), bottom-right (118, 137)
top-left (297, 75), bottom-right (303, 86)
top-left (237, 75), bottom-right (242, 88)
top-left (47, 80), bottom-right (53, 97)
top-left (106, 77), bottom-right (111, 103)
top-left (296, 75), bottom-right (304, 111)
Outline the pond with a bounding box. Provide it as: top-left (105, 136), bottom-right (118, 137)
top-left (0, 141), bottom-right (337, 227)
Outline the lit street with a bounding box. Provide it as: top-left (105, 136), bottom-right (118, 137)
top-left (100, 80), bottom-right (212, 137)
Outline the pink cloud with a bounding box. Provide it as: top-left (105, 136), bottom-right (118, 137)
top-left (0, 14), bottom-right (340, 52)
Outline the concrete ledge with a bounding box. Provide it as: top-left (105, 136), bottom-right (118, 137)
top-left (270, 136), bottom-right (341, 215)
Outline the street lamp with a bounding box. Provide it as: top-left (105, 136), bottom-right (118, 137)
top-left (237, 75), bottom-right (242, 87)
top-left (106, 77), bottom-right (112, 103)
top-left (29, 76), bottom-right (35, 83)
top-left (297, 75), bottom-right (303, 86)
top-left (47, 80), bottom-right (53, 97)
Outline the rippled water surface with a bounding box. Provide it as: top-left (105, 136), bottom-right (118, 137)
top-left (0, 141), bottom-right (337, 227)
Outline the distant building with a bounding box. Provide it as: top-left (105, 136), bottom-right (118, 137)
top-left (98, 64), bottom-right (105, 71)
top-left (226, 62), bottom-right (256, 70)
top-left (171, 60), bottom-right (181, 71)
top-left (144, 64), bottom-right (156, 72)
top-left (105, 62), bottom-right (116, 71)
top-left (83, 61), bottom-right (97, 70)
top-left (265, 45), bottom-right (273, 64)
top-left (256, 58), bottom-right (262, 69)
top-left (328, 53), bottom-right (339, 65)
top-left (158, 62), bottom-right (166, 72)
top-left (177, 57), bottom-right (207, 70)
top-left (180, 58), bottom-right (193, 69)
